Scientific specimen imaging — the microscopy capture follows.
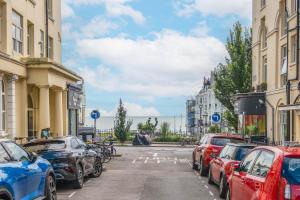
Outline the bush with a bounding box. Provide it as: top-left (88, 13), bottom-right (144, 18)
top-left (153, 134), bottom-right (184, 143)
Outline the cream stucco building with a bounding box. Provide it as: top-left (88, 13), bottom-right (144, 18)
top-left (248, 0), bottom-right (300, 144)
top-left (0, 0), bottom-right (84, 140)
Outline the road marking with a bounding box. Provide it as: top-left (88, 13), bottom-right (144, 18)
top-left (204, 185), bottom-right (208, 189)
top-left (157, 160), bottom-right (160, 164)
top-left (132, 159), bottom-right (136, 164)
top-left (144, 157), bottom-right (149, 164)
top-left (68, 192), bottom-right (76, 198)
top-left (138, 157), bottom-right (143, 159)
top-left (209, 191), bottom-right (213, 196)
top-left (174, 157), bottom-right (177, 164)
top-left (153, 153), bottom-right (158, 157)
top-left (86, 180), bottom-right (91, 184)
top-left (188, 161), bottom-right (192, 168)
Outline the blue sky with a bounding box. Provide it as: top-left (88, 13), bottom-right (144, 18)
top-left (61, 0), bottom-right (251, 117)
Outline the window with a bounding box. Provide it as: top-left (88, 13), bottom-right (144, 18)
top-left (262, 56), bottom-right (267, 82)
top-left (70, 138), bottom-right (79, 149)
top-left (12, 10), bottom-right (23, 54)
top-left (3, 142), bottom-right (29, 162)
top-left (211, 137), bottom-right (244, 146)
top-left (292, 0), bottom-right (298, 14)
top-left (48, 36), bottom-right (53, 59)
top-left (27, 21), bottom-right (34, 56)
top-left (221, 145), bottom-right (236, 160)
top-left (261, 18), bottom-right (267, 48)
top-left (219, 145), bottom-right (229, 158)
top-left (280, 111), bottom-right (288, 142)
top-left (281, 10), bottom-right (288, 36)
top-left (281, 45), bottom-right (288, 86)
top-left (291, 35), bottom-right (297, 63)
top-left (261, 0), bottom-right (266, 8)
top-left (0, 144), bottom-right (9, 163)
top-left (40, 30), bottom-right (44, 57)
top-left (240, 150), bottom-right (260, 173)
top-left (47, 0), bottom-right (53, 18)
top-left (250, 151), bottom-right (274, 177)
top-left (200, 135), bottom-right (208, 144)
top-left (76, 138), bottom-right (86, 148)
top-left (282, 157), bottom-right (300, 184)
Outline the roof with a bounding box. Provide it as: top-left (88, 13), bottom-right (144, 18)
top-left (253, 146), bottom-right (300, 156)
top-left (226, 143), bottom-right (257, 147)
top-left (24, 137), bottom-right (72, 146)
top-left (207, 133), bottom-right (243, 139)
top-left (0, 138), bottom-right (11, 143)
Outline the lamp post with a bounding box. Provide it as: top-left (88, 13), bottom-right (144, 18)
top-left (199, 105), bottom-right (203, 139)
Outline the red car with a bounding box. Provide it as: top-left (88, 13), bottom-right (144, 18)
top-left (208, 143), bottom-right (256, 198)
top-left (192, 134), bottom-right (244, 176)
top-left (227, 146), bottom-right (300, 200)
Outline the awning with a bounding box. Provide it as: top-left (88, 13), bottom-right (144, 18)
top-left (278, 104), bottom-right (300, 111)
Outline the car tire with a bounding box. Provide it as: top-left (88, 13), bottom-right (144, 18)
top-left (219, 174), bottom-right (228, 198)
top-left (192, 153), bottom-right (198, 170)
top-left (73, 164), bottom-right (84, 189)
top-left (199, 158), bottom-right (207, 176)
top-left (45, 175), bottom-right (57, 200)
top-left (91, 158), bottom-right (102, 178)
top-left (208, 167), bottom-right (213, 184)
top-left (225, 187), bottom-right (231, 200)
top-left (0, 188), bottom-right (13, 200)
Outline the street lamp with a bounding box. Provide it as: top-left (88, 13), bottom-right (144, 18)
top-left (199, 105), bottom-right (203, 139)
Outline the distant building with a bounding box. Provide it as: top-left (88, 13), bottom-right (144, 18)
top-left (187, 72), bottom-right (226, 138)
top-left (186, 98), bottom-right (196, 136)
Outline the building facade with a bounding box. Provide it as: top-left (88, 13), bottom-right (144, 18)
top-left (186, 74), bottom-right (225, 138)
top-left (249, 0), bottom-right (300, 144)
top-left (0, 0), bottom-right (84, 140)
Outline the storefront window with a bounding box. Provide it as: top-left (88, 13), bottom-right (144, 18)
top-left (239, 114), bottom-right (266, 136)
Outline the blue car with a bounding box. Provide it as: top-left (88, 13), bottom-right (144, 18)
top-left (0, 139), bottom-right (57, 200)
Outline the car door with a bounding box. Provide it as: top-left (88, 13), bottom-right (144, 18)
top-left (244, 150), bottom-right (275, 200)
top-left (2, 142), bottom-right (43, 200)
top-left (76, 138), bottom-right (95, 174)
top-left (211, 145), bottom-right (229, 182)
top-left (195, 135), bottom-right (208, 163)
top-left (231, 150), bottom-right (261, 200)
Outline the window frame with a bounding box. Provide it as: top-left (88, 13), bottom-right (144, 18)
top-left (40, 30), bottom-right (44, 57)
top-left (239, 150), bottom-right (261, 173)
top-left (291, 35), bottom-right (297, 63)
top-left (0, 144), bottom-right (10, 163)
top-left (12, 10), bottom-right (23, 54)
top-left (2, 142), bottom-right (30, 162)
top-left (281, 45), bottom-right (288, 86)
top-left (249, 150), bottom-right (275, 178)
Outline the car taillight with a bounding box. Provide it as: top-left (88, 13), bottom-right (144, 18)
top-left (284, 184), bottom-right (291, 200)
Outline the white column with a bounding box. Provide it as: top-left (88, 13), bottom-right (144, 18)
top-left (39, 86), bottom-right (50, 138)
top-left (55, 90), bottom-right (63, 137)
top-left (7, 75), bottom-right (18, 139)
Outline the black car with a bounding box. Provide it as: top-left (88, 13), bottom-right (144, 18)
top-left (24, 136), bottom-right (102, 189)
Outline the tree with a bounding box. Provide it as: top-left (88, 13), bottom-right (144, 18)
top-left (208, 125), bottom-right (221, 133)
top-left (114, 99), bottom-right (133, 143)
top-left (160, 122), bottom-right (170, 139)
top-left (214, 22), bottom-right (252, 131)
top-left (137, 117), bottom-right (158, 136)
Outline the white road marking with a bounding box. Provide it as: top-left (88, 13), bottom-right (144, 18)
top-left (132, 159), bottom-right (136, 164)
top-left (209, 191), bottom-right (213, 196)
top-left (157, 160), bottom-right (160, 164)
top-left (144, 157), bottom-right (149, 164)
top-left (138, 157), bottom-right (143, 159)
top-left (188, 162), bottom-right (192, 168)
top-left (68, 192), bottom-right (76, 198)
top-left (174, 157), bottom-right (177, 164)
top-left (153, 153), bottom-right (158, 157)
top-left (204, 185), bottom-right (208, 189)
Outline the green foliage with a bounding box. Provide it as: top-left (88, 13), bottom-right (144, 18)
top-left (213, 22), bottom-right (252, 131)
top-left (114, 99), bottom-right (133, 143)
top-left (137, 117), bottom-right (158, 135)
top-left (160, 122), bottom-right (170, 138)
top-left (153, 134), bottom-right (183, 143)
top-left (208, 125), bottom-right (221, 133)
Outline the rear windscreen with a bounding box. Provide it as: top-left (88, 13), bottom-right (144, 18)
top-left (235, 147), bottom-right (254, 161)
top-left (282, 157), bottom-right (300, 184)
top-left (211, 137), bottom-right (243, 146)
top-left (24, 141), bottom-right (66, 153)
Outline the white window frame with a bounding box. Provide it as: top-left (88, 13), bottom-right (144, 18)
top-left (0, 77), bottom-right (6, 132)
top-left (281, 45), bottom-right (288, 86)
top-left (12, 10), bottom-right (23, 54)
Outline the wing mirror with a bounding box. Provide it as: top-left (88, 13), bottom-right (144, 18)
top-left (30, 152), bottom-right (38, 163)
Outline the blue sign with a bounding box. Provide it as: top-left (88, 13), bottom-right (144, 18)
top-left (212, 113), bottom-right (221, 124)
top-left (91, 110), bottom-right (100, 120)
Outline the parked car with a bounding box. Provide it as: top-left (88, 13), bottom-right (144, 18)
top-left (192, 134), bottom-right (244, 176)
top-left (208, 143), bottom-right (256, 198)
top-left (227, 146), bottom-right (300, 200)
top-left (0, 139), bottom-right (56, 200)
top-left (24, 136), bottom-right (102, 189)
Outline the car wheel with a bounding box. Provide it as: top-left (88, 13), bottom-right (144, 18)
top-left (219, 174), bottom-right (228, 198)
top-left (199, 158), bottom-right (207, 176)
top-left (192, 153), bottom-right (198, 170)
top-left (225, 187), bottom-right (231, 200)
top-left (0, 188), bottom-right (13, 200)
top-left (73, 164), bottom-right (84, 189)
top-left (45, 175), bottom-right (57, 200)
top-left (91, 158), bottom-right (102, 178)
top-left (208, 167), bottom-right (213, 184)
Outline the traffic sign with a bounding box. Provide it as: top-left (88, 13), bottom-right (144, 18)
top-left (212, 113), bottom-right (221, 124)
top-left (91, 110), bottom-right (100, 120)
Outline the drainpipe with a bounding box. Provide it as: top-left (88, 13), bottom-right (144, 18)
top-left (265, 98), bottom-right (275, 145)
top-left (45, 0), bottom-right (49, 58)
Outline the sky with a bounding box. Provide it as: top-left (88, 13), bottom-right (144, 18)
top-left (61, 0), bottom-right (252, 117)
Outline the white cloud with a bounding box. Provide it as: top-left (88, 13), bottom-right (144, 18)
top-left (190, 21), bottom-right (210, 37)
top-left (174, 0), bottom-right (252, 18)
top-left (77, 29), bottom-right (227, 98)
top-left (81, 16), bottom-right (119, 38)
top-left (86, 102), bottom-right (160, 117)
top-left (62, 0), bottom-right (145, 25)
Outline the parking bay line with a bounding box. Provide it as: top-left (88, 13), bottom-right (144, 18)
top-left (68, 192), bottom-right (76, 198)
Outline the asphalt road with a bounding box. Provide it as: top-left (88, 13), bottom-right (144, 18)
top-left (57, 146), bottom-right (222, 200)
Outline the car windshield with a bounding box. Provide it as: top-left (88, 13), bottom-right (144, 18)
top-left (235, 147), bottom-right (254, 161)
top-left (282, 157), bottom-right (300, 184)
top-left (24, 141), bottom-right (66, 153)
top-left (211, 137), bottom-right (243, 146)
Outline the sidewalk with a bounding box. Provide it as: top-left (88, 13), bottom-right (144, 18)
top-left (114, 143), bottom-right (194, 148)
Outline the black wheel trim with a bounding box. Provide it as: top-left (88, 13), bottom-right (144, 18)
top-left (94, 159), bottom-right (102, 176)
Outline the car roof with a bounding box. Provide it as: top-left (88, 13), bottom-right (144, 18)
top-left (208, 133), bottom-right (243, 139)
top-left (0, 138), bottom-right (11, 143)
top-left (24, 138), bottom-right (68, 146)
top-left (253, 146), bottom-right (300, 156)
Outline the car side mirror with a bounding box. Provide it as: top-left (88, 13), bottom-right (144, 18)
top-left (30, 152), bottom-right (38, 163)
top-left (233, 163), bottom-right (240, 172)
top-left (211, 154), bottom-right (217, 159)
